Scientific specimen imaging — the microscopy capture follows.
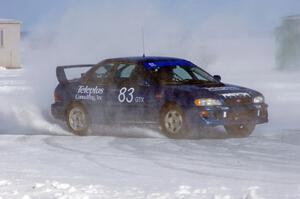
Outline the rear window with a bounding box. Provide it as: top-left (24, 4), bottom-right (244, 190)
top-left (64, 67), bottom-right (92, 80)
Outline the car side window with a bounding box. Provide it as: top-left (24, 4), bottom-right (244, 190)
top-left (95, 66), bottom-right (108, 78)
top-left (114, 63), bottom-right (137, 84)
top-left (129, 65), bottom-right (154, 86)
top-left (173, 66), bottom-right (193, 80)
top-left (89, 63), bottom-right (114, 84)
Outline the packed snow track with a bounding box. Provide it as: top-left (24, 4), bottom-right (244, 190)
top-left (1, 131), bottom-right (300, 198)
top-left (0, 69), bottom-right (299, 198)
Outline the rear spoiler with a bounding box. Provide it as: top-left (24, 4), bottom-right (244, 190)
top-left (56, 64), bottom-right (94, 83)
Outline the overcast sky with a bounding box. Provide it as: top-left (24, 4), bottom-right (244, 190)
top-left (1, 0), bottom-right (300, 32)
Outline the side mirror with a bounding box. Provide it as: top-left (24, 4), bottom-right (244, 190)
top-left (213, 75), bottom-right (221, 82)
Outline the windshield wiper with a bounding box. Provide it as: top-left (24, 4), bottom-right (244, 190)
top-left (202, 81), bottom-right (224, 87)
top-left (180, 79), bottom-right (209, 84)
top-left (180, 79), bottom-right (224, 86)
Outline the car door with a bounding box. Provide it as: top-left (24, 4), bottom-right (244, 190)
top-left (128, 65), bottom-right (160, 123)
top-left (79, 62), bottom-right (116, 123)
top-left (108, 62), bottom-right (159, 123)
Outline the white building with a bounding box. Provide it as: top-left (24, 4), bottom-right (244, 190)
top-left (275, 15), bottom-right (300, 70)
top-left (0, 19), bottom-right (21, 69)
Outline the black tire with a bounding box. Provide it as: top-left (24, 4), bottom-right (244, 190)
top-left (66, 104), bottom-right (90, 136)
top-left (160, 104), bottom-right (188, 139)
top-left (224, 124), bottom-right (255, 138)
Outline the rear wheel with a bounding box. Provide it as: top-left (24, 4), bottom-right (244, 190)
top-left (224, 124), bottom-right (255, 137)
top-left (66, 104), bottom-right (90, 136)
top-left (160, 104), bottom-right (187, 139)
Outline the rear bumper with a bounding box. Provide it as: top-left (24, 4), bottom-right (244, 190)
top-left (186, 103), bottom-right (268, 127)
top-left (51, 102), bottom-right (66, 120)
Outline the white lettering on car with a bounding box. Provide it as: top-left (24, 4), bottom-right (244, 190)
top-left (206, 87), bottom-right (239, 91)
top-left (77, 85), bottom-right (104, 95)
top-left (148, 63), bottom-right (156, 67)
top-left (221, 92), bottom-right (251, 98)
top-left (75, 85), bottom-right (104, 101)
top-left (118, 87), bottom-right (128, 103)
top-left (135, 97), bottom-right (144, 103)
top-left (126, 88), bottom-right (135, 103)
top-left (118, 87), bottom-right (144, 103)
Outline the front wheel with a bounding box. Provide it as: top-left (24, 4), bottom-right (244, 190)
top-left (66, 104), bottom-right (90, 136)
top-left (224, 124), bottom-right (255, 138)
top-left (160, 104), bottom-right (188, 139)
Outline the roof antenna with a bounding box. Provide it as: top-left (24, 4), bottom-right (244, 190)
top-left (142, 27), bottom-right (146, 58)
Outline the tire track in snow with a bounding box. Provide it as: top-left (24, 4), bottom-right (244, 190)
top-left (42, 136), bottom-right (143, 176)
top-left (108, 135), bottom-right (300, 186)
top-left (108, 138), bottom-right (257, 182)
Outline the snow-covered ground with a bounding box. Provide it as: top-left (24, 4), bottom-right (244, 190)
top-left (0, 68), bottom-right (299, 198)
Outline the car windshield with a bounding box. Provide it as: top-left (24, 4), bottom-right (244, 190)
top-left (151, 65), bottom-right (221, 85)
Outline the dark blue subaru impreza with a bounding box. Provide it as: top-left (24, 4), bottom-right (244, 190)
top-left (51, 56), bottom-right (268, 138)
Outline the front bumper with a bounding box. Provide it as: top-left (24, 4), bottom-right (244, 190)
top-left (186, 103), bottom-right (268, 127)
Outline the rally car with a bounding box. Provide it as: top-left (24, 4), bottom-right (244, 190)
top-left (51, 56), bottom-right (268, 138)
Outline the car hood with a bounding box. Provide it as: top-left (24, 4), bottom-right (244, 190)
top-left (203, 84), bottom-right (260, 97)
top-left (162, 83), bottom-right (262, 104)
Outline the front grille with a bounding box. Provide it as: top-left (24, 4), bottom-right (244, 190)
top-left (223, 96), bottom-right (252, 106)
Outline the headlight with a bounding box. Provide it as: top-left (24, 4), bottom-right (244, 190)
top-left (194, 98), bottom-right (222, 106)
top-left (253, 96), bottom-right (264, 104)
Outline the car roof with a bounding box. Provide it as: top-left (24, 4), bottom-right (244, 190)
top-left (102, 56), bottom-right (194, 69)
top-left (103, 56), bottom-right (187, 63)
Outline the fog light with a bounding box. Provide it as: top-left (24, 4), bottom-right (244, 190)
top-left (194, 98), bottom-right (222, 106)
top-left (253, 96), bottom-right (264, 104)
top-left (200, 110), bottom-right (209, 118)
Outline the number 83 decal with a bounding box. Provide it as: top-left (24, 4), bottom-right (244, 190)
top-left (118, 87), bottom-right (135, 103)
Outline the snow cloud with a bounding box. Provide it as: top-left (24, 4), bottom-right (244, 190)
top-left (2, 0), bottom-right (297, 134)
top-left (22, 1), bottom-right (281, 107)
